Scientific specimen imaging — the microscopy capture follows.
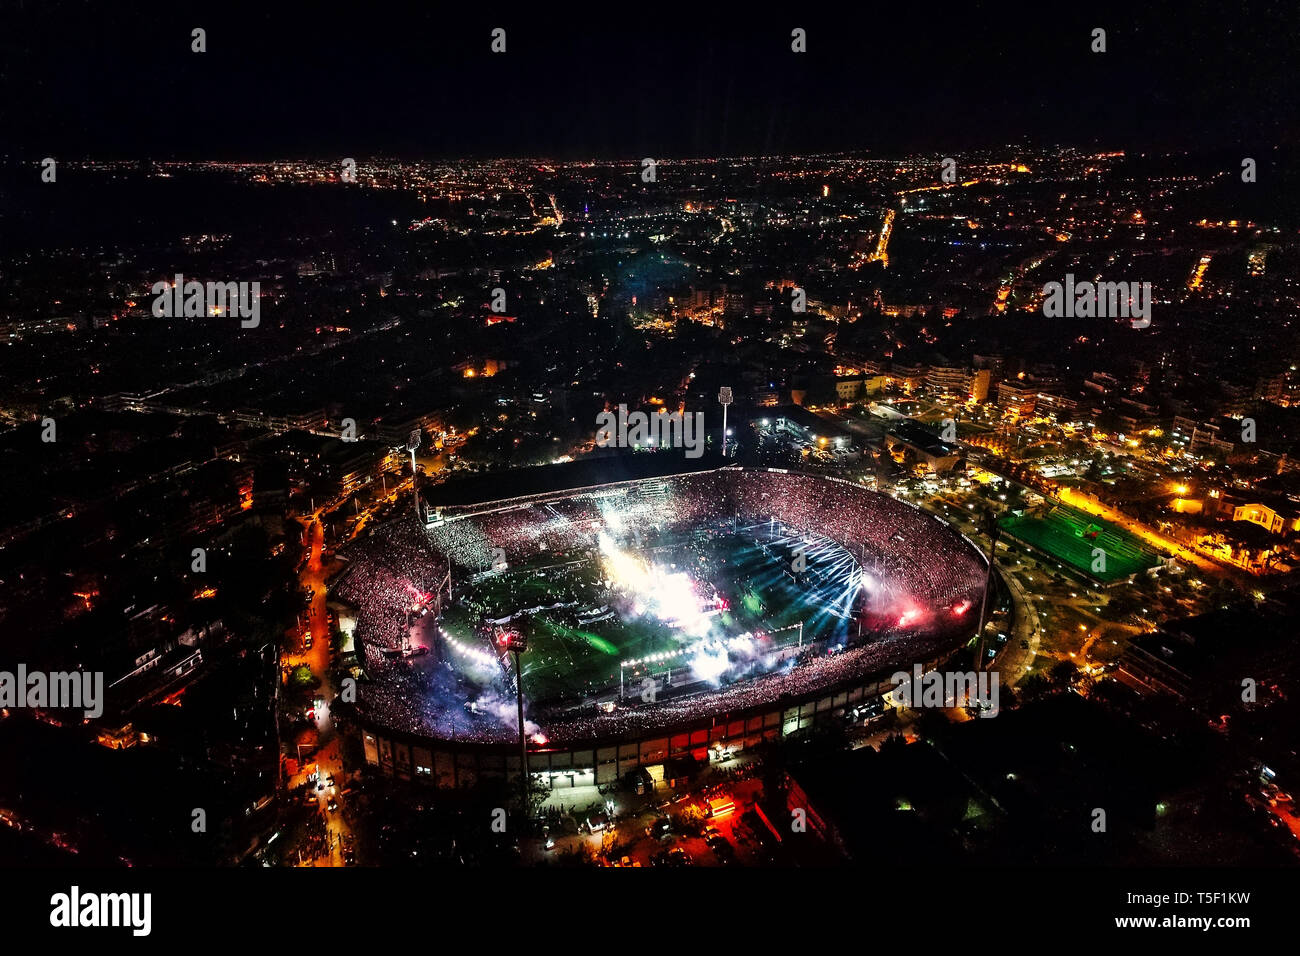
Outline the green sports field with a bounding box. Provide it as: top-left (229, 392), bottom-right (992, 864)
top-left (1000, 505), bottom-right (1160, 582)
top-left (437, 553), bottom-right (678, 701)
top-left (437, 528), bottom-right (846, 703)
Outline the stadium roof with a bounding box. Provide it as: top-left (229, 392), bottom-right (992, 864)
top-left (426, 449), bottom-right (727, 508)
top-left (766, 404), bottom-right (858, 443)
top-left (888, 420), bottom-right (959, 457)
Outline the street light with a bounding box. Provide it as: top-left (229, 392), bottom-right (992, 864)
top-left (406, 429), bottom-right (422, 520)
top-left (974, 508), bottom-right (1002, 670)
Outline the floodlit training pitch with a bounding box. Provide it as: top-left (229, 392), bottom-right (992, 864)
top-left (1000, 504), bottom-right (1160, 582)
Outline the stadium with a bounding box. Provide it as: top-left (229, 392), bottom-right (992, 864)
top-left (334, 461), bottom-right (991, 789)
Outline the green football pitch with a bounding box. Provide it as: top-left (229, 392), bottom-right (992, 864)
top-left (1000, 505), bottom-right (1160, 582)
top-left (437, 530), bottom-right (841, 703)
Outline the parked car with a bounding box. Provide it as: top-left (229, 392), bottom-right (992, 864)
top-left (708, 835), bottom-right (735, 859)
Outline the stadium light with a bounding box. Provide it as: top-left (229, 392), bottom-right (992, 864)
top-left (496, 629), bottom-right (531, 812)
top-left (498, 629), bottom-right (528, 653)
top-left (719, 387), bottom-right (733, 457)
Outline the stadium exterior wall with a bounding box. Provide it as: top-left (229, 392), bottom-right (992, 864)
top-left (348, 647), bottom-right (955, 790)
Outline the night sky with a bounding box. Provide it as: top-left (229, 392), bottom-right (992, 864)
top-left (1, 0), bottom-right (1295, 159)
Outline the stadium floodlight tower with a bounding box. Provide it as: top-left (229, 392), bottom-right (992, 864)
top-left (718, 386), bottom-right (733, 457)
top-left (497, 629), bottom-right (531, 811)
top-left (406, 428), bottom-right (422, 518)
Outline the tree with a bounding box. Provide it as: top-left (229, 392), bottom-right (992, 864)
top-left (1208, 577), bottom-right (1239, 608)
top-left (671, 805), bottom-right (706, 836)
top-left (558, 843), bottom-right (598, 867)
top-left (1017, 672), bottom-right (1051, 701)
top-left (525, 776), bottom-right (551, 818)
top-left (1107, 590), bottom-right (1142, 622)
top-left (1048, 659), bottom-right (1079, 689)
top-left (915, 707), bottom-right (950, 742)
top-left (879, 732), bottom-right (908, 756)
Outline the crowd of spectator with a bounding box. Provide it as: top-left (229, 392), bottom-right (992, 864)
top-left (340, 467), bottom-right (986, 745)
